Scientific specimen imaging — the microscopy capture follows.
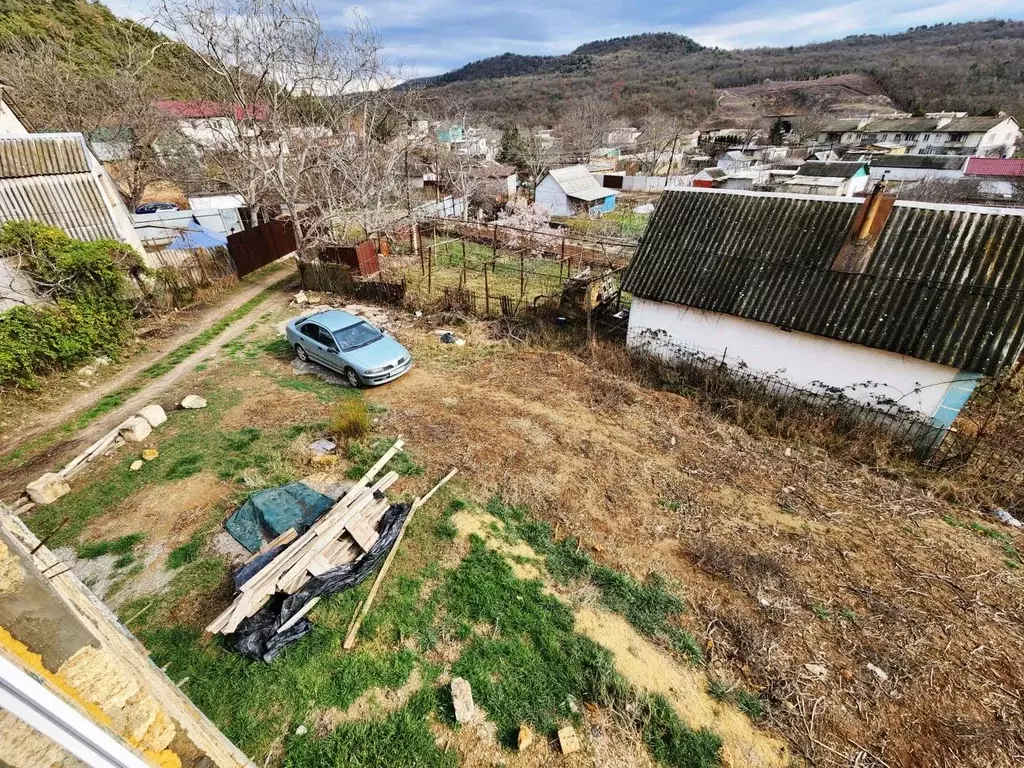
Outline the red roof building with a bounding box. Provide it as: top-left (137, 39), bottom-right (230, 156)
top-left (965, 157), bottom-right (1024, 177)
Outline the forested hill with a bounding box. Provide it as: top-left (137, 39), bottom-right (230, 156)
top-left (0, 0), bottom-right (207, 99)
top-left (410, 21), bottom-right (1024, 125)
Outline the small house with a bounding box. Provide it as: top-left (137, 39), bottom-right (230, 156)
top-left (621, 187), bottom-right (1024, 429)
top-left (867, 155), bottom-right (968, 182)
top-left (535, 165), bottom-right (617, 217)
top-left (691, 168), bottom-right (728, 188)
top-left (783, 161), bottom-right (869, 197)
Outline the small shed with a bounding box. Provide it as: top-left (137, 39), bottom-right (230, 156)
top-left (783, 161), bottom-right (869, 197)
top-left (535, 165), bottom-right (617, 217)
top-left (319, 240), bottom-right (379, 276)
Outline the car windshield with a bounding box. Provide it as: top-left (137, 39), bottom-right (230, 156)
top-left (333, 321), bottom-right (383, 352)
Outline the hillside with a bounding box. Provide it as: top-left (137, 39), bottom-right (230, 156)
top-left (0, 0), bottom-right (210, 102)
top-left (414, 21), bottom-right (1024, 125)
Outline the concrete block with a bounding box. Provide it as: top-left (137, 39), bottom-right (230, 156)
top-left (137, 404), bottom-right (167, 428)
top-left (181, 394), bottom-right (207, 409)
top-left (25, 473), bottom-right (71, 505)
top-left (558, 726), bottom-right (581, 755)
top-left (451, 677), bottom-right (475, 723)
top-left (119, 416), bottom-right (152, 443)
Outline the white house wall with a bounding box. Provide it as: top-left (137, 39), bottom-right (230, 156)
top-left (626, 297), bottom-right (965, 421)
top-left (535, 176), bottom-right (570, 216)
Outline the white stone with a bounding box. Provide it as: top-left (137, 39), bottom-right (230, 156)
top-left (866, 663), bottom-right (889, 683)
top-left (136, 404), bottom-right (167, 428)
top-left (130, 460), bottom-right (144, 471)
top-left (180, 395), bottom-right (207, 409)
top-left (119, 416), bottom-right (152, 443)
top-left (26, 473), bottom-right (71, 505)
top-left (451, 677), bottom-right (475, 723)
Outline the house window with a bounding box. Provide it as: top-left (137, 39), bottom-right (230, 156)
top-left (894, 134), bottom-right (903, 142)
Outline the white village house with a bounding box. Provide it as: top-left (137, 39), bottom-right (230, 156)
top-left (818, 114), bottom-right (1020, 157)
top-left (621, 187), bottom-right (1024, 431)
top-left (782, 161), bottom-right (870, 197)
top-left (535, 165), bottom-right (617, 217)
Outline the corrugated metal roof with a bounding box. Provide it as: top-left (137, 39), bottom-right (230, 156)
top-left (0, 135), bottom-right (90, 178)
top-left (871, 155), bottom-right (969, 171)
top-left (782, 176), bottom-right (845, 188)
top-left (0, 172), bottom-right (120, 242)
top-left (622, 188), bottom-right (1024, 375)
top-left (796, 161), bottom-right (865, 178)
top-left (965, 157), bottom-right (1024, 177)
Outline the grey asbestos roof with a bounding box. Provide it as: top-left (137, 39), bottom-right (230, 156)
top-left (796, 161), bottom-right (865, 178)
top-left (622, 188), bottom-right (1024, 375)
top-left (869, 155), bottom-right (969, 171)
top-left (547, 165), bottom-right (616, 200)
top-left (0, 134), bottom-right (122, 241)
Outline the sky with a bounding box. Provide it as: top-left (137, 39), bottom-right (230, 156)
top-left (107, 0), bottom-right (1024, 79)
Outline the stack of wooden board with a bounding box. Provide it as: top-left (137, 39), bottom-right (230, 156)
top-left (206, 439), bottom-right (405, 635)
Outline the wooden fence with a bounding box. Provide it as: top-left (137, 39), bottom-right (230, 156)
top-left (297, 261), bottom-right (406, 305)
top-left (228, 219), bottom-right (296, 277)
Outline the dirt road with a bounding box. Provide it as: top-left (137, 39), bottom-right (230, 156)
top-left (1, 269), bottom-right (297, 498)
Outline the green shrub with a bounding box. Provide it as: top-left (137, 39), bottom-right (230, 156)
top-left (0, 221), bottom-right (136, 387)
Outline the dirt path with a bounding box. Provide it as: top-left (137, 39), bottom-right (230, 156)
top-left (2, 268), bottom-right (295, 455)
top-left (1, 269), bottom-right (298, 498)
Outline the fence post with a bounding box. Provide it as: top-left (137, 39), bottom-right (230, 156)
top-left (560, 237), bottom-right (565, 279)
top-left (519, 254), bottom-right (525, 301)
top-left (484, 263), bottom-right (490, 315)
top-left (461, 240), bottom-right (467, 288)
top-left (414, 222), bottom-right (423, 275)
top-left (427, 246), bottom-right (433, 295)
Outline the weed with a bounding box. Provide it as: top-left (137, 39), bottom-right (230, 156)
top-left (641, 694), bottom-right (722, 768)
top-left (194, 363), bottom-right (208, 372)
top-left (811, 603), bottom-right (832, 621)
top-left (658, 499), bottom-right (684, 513)
top-left (445, 538), bottom-right (623, 744)
top-left (942, 513), bottom-right (965, 528)
top-left (346, 438), bottom-right (423, 480)
top-left (76, 533), bottom-right (145, 559)
top-left (168, 533), bottom-right (205, 569)
top-left (164, 452), bottom-right (205, 480)
top-left (838, 606), bottom-right (857, 622)
top-left (114, 553), bottom-right (136, 569)
top-left (283, 688), bottom-right (456, 768)
top-left (331, 399), bottom-right (370, 444)
top-left (735, 689), bottom-right (766, 721)
top-left (706, 678), bottom-right (730, 702)
top-left (434, 519), bottom-right (458, 540)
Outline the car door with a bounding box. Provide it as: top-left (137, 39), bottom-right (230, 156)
top-left (315, 327), bottom-right (345, 371)
top-left (297, 322), bottom-right (328, 362)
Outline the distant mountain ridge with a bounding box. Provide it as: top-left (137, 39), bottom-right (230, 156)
top-left (410, 21), bottom-right (1024, 125)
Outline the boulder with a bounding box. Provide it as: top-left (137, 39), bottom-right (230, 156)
top-left (451, 677), bottom-right (475, 724)
top-left (26, 473), bottom-right (71, 505)
top-left (180, 395), bottom-right (207, 410)
top-left (136, 404), bottom-right (167, 428)
top-left (119, 417), bottom-right (152, 443)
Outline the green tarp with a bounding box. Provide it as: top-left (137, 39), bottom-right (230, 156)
top-left (225, 482), bottom-right (335, 553)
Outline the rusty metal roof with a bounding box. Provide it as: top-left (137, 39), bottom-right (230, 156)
top-left (622, 188), bottom-right (1024, 375)
top-left (0, 135), bottom-right (90, 178)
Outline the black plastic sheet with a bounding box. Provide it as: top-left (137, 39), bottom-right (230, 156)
top-left (228, 501), bottom-right (412, 661)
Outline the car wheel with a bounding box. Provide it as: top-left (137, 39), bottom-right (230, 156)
top-left (295, 344), bottom-right (309, 362)
top-left (344, 367), bottom-right (361, 388)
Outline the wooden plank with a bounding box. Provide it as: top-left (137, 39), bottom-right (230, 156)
top-left (276, 597), bottom-right (320, 635)
top-left (246, 528), bottom-right (297, 563)
top-left (344, 469), bottom-right (457, 649)
top-left (343, 511), bottom-right (379, 552)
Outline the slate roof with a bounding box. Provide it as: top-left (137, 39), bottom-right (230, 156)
top-left (796, 161), bottom-right (865, 178)
top-left (870, 155), bottom-right (969, 171)
top-left (0, 134), bottom-right (124, 242)
top-left (546, 165), bottom-right (617, 201)
top-left (622, 188), bottom-right (1024, 375)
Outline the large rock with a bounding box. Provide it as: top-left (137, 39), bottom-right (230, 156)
top-left (119, 416), bottom-right (152, 443)
top-left (136, 404), bottom-right (167, 428)
top-left (180, 395), bottom-right (207, 410)
top-left (26, 473), bottom-right (71, 505)
top-left (451, 677), bottom-right (475, 723)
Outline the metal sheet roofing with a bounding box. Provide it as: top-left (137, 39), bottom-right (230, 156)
top-left (965, 157), bottom-right (1024, 177)
top-left (622, 188), bottom-right (1024, 375)
top-left (0, 135), bottom-right (90, 178)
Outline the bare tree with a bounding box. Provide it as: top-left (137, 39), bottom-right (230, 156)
top-left (557, 95), bottom-right (616, 163)
top-left (158, 0), bottom-right (408, 256)
top-left (0, 38), bottom-right (193, 209)
top-left (633, 109), bottom-right (688, 176)
top-left (520, 128), bottom-right (558, 195)
top-left (790, 109), bottom-right (831, 144)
